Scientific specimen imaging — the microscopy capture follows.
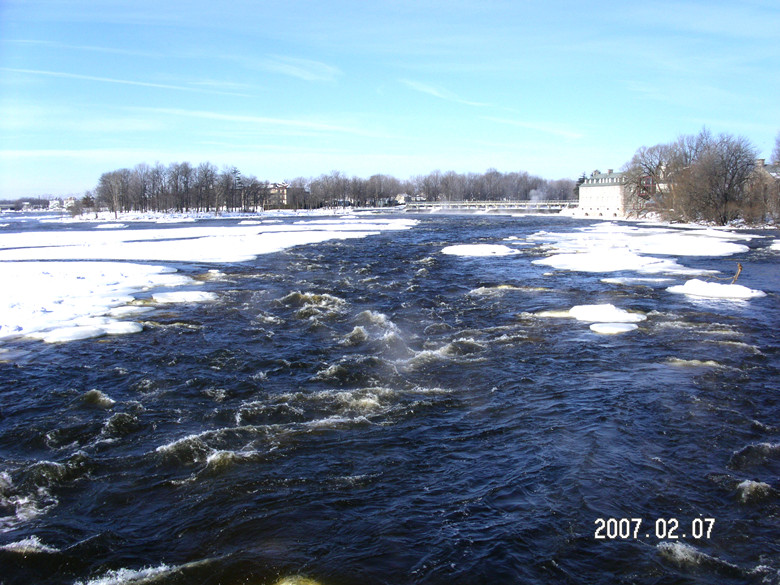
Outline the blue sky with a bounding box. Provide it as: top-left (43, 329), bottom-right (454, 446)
top-left (1, 0), bottom-right (778, 198)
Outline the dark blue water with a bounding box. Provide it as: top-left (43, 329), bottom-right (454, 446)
top-left (1, 213), bottom-right (779, 585)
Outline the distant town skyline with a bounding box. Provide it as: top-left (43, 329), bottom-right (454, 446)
top-left (1, 0), bottom-right (779, 198)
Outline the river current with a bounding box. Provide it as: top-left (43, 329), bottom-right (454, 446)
top-left (1, 213), bottom-right (778, 585)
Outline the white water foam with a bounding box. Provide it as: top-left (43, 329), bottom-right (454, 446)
top-left (73, 563), bottom-right (175, 585)
top-left (735, 479), bottom-right (774, 503)
top-left (0, 535), bottom-right (59, 554)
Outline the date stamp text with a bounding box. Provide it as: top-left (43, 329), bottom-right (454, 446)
top-left (594, 517), bottom-right (715, 540)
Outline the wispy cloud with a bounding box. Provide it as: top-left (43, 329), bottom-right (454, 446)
top-left (2, 39), bottom-right (161, 58)
top-left (135, 107), bottom-right (383, 138)
top-left (249, 55), bottom-right (343, 82)
top-left (0, 68), bottom-right (251, 97)
top-left (483, 116), bottom-right (584, 140)
top-left (399, 79), bottom-right (491, 107)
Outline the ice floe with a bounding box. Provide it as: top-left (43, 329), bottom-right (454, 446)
top-left (530, 222), bottom-right (751, 276)
top-left (666, 279), bottom-right (766, 299)
top-left (441, 244), bottom-right (519, 256)
top-left (589, 322), bottom-right (639, 335)
top-left (152, 291), bottom-right (218, 304)
top-left (568, 304), bottom-right (647, 323)
top-left (536, 303), bottom-right (646, 334)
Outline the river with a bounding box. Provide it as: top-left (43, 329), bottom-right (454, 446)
top-left (1, 212), bottom-right (778, 584)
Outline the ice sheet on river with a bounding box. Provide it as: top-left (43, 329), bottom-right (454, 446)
top-left (0, 216), bottom-right (417, 344)
top-left (667, 278), bottom-right (766, 299)
top-left (530, 222), bottom-right (754, 275)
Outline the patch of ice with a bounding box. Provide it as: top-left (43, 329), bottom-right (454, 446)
top-left (667, 279), bottom-right (765, 299)
top-left (31, 325), bottom-right (107, 343)
top-left (152, 291), bottom-right (218, 304)
top-left (602, 277), bottom-right (675, 286)
top-left (569, 304), bottom-right (647, 323)
top-left (528, 222), bottom-right (751, 276)
top-left (589, 323), bottom-right (639, 334)
top-left (0, 262), bottom-right (185, 343)
top-left (441, 244), bottom-right (519, 256)
top-left (533, 250), bottom-right (701, 274)
top-left (95, 223), bottom-right (127, 229)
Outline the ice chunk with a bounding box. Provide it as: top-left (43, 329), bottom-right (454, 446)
top-left (667, 279), bottom-right (765, 299)
top-left (569, 304), bottom-right (647, 323)
top-left (441, 244), bottom-right (519, 256)
top-left (33, 325), bottom-right (107, 343)
top-left (589, 323), bottom-right (639, 334)
top-left (152, 291), bottom-right (218, 303)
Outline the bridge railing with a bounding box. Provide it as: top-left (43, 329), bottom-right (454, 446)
top-left (403, 200), bottom-right (578, 211)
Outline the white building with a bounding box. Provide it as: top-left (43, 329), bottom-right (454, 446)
top-left (573, 169), bottom-right (627, 218)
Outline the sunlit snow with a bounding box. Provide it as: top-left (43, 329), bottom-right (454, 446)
top-left (589, 322), bottom-right (639, 334)
top-left (0, 214), bottom-right (418, 344)
top-left (441, 244), bottom-right (519, 256)
top-left (568, 303), bottom-right (647, 323)
top-left (530, 222), bottom-right (752, 275)
top-left (666, 278), bottom-right (766, 299)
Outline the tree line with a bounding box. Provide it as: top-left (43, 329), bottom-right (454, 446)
top-left (622, 129), bottom-right (780, 225)
top-left (73, 163), bottom-right (576, 216)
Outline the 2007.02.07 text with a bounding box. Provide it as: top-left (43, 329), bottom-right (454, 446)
top-left (594, 518), bottom-right (715, 540)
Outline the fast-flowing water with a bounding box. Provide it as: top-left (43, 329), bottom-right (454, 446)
top-left (1, 213), bottom-right (779, 585)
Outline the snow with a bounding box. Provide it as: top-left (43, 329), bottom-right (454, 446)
top-left (0, 214), bottom-right (418, 344)
top-left (531, 222), bottom-right (753, 275)
top-left (666, 278), bottom-right (766, 299)
top-left (568, 304), bottom-right (647, 323)
top-left (441, 244), bottom-right (519, 256)
top-left (152, 291), bottom-right (218, 303)
top-left (589, 323), bottom-right (639, 335)
top-left (536, 304), bottom-right (644, 334)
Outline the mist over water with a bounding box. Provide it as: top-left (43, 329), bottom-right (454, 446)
top-left (1, 214), bottom-right (779, 585)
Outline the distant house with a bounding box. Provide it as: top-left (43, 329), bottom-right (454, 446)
top-left (754, 159), bottom-right (780, 183)
top-left (573, 169), bottom-right (627, 218)
top-left (267, 182), bottom-right (289, 208)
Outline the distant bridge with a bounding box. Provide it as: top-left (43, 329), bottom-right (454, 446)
top-left (403, 199), bottom-right (578, 213)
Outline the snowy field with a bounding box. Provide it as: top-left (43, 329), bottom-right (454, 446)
top-left (0, 211), bottom-right (416, 344)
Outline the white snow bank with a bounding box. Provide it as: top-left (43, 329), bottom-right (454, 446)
top-left (772, 240), bottom-right (780, 251)
top-left (667, 279), bottom-right (766, 299)
top-left (569, 304), bottom-right (647, 323)
top-left (441, 244), bottom-right (519, 256)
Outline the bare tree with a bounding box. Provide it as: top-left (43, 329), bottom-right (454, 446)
top-left (772, 131), bottom-right (780, 164)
